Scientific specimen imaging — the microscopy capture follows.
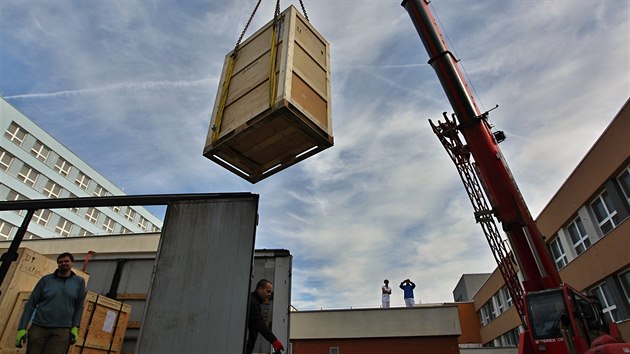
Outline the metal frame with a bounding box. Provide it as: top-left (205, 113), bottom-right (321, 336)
top-left (0, 193), bottom-right (255, 294)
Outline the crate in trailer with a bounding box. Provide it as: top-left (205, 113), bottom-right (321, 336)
top-left (69, 291), bottom-right (131, 354)
top-left (0, 292), bottom-right (29, 354)
top-left (0, 248), bottom-right (65, 345)
top-left (204, 5), bottom-right (333, 183)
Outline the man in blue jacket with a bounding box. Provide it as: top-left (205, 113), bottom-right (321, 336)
top-left (400, 279), bottom-right (416, 307)
top-left (15, 252), bottom-right (86, 354)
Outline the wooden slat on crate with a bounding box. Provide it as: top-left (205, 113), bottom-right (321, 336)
top-left (113, 293), bottom-right (147, 300)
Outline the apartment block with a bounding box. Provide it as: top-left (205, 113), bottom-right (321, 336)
top-left (1, 97), bottom-right (162, 240)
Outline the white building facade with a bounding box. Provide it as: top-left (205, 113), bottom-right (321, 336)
top-left (1, 97), bottom-right (162, 240)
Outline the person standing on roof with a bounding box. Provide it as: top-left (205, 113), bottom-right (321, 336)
top-left (246, 279), bottom-right (284, 354)
top-left (15, 252), bottom-right (86, 354)
top-left (381, 279), bottom-right (392, 308)
top-left (400, 279), bottom-right (416, 307)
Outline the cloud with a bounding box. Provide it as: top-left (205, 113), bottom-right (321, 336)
top-left (1, 0), bottom-right (628, 310)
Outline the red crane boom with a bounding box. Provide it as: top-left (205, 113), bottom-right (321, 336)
top-left (401, 1), bottom-right (627, 353)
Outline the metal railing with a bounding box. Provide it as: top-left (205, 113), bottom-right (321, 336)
top-left (0, 193), bottom-right (255, 294)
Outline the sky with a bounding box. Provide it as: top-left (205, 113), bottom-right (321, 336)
top-left (0, 0), bottom-right (628, 310)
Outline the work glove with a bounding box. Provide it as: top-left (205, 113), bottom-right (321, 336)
top-left (272, 339), bottom-right (284, 352)
top-left (70, 327), bottom-right (79, 344)
top-left (15, 329), bottom-right (27, 348)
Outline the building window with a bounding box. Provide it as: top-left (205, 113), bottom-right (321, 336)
top-left (138, 217), bottom-right (148, 231)
top-left (55, 218), bottom-right (73, 237)
top-left (93, 184), bottom-right (107, 197)
top-left (110, 205), bottom-right (121, 214)
top-left (501, 287), bottom-right (513, 308)
top-left (67, 193), bottom-right (80, 213)
top-left (76, 227), bottom-right (93, 237)
top-left (480, 301), bottom-right (496, 326)
top-left (591, 191), bottom-right (620, 235)
top-left (495, 292), bottom-right (506, 314)
top-left (548, 236), bottom-right (568, 269)
top-left (33, 209), bottom-right (51, 227)
top-left (592, 282), bottom-right (619, 323)
top-left (102, 217), bottom-right (116, 233)
top-left (6, 189), bottom-right (28, 215)
top-left (329, 347), bottom-right (339, 354)
top-left (54, 157), bottom-right (73, 177)
top-left (4, 122), bottom-right (27, 145)
top-left (43, 180), bottom-right (63, 198)
top-left (6, 189), bottom-right (27, 202)
top-left (0, 148), bottom-right (14, 171)
top-left (85, 207), bottom-right (100, 224)
top-left (18, 165), bottom-right (39, 187)
top-left (151, 224), bottom-right (160, 232)
top-left (567, 217), bottom-right (591, 255)
top-left (618, 270), bottom-right (630, 307)
top-left (617, 166), bottom-right (630, 205)
top-left (125, 208), bottom-right (136, 222)
top-left (502, 329), bottom-right (518, 347)
top-left (0, 221), bottom-right (14, 240)
top-left (120, 227), bottom-right (130, 234)
top-left (75, 172), bottom-right (91, 191)
top-left (30, 140), bottom-right (51, 162)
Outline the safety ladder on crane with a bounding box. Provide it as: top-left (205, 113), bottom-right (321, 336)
top-left (430, 114), bottom-right (526, 323)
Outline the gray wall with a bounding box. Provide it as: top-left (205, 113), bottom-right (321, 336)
top-left (136, 197), bottom-right (258, 354)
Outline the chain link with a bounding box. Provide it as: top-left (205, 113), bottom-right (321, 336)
top-left (234, 0), bottom-right (262, 55)
top-left (299, 0), bottom-right (309, 21)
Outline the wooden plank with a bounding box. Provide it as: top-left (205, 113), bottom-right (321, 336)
top-left (290, 72), bottom-right (329, 130)
top-left (113, 293), bottom-right (147, 301)
top-left (0, 292), bottom-right (28, 353)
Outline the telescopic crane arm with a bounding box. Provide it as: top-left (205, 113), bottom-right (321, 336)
top-left (400, 0), bottom-right (562, 293)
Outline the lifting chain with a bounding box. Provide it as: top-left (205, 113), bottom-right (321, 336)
top-left (298, 0), bottom-right (309, 21)
top-left (234, 0), bottom-right (311, 55)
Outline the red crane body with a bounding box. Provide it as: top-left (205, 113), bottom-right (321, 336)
top-left (401, 1), bottom-right (627, 353)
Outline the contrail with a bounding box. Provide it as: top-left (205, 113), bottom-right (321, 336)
top-left (4, 78), bottom-right (214, 99)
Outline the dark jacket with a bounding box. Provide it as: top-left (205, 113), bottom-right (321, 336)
top-left (18, 270), bottom-right (86, 329)
top-left (246, 291), bottom-right (277, 354)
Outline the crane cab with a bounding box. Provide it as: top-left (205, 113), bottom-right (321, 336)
top-left (524, 284), bottom-right (611, 354)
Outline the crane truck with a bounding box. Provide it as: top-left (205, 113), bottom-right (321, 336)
top-left (401, 1), bottom-right (628, 353)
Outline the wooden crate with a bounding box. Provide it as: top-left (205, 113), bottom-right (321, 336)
top-left (204, 5), bottom-right (333, 183)
top-left (0, 248), bottom-right (60, 346)
top-left (69, 292), bottom-right (131, 354)
top-left (0, 292), bottom-right (29, 354)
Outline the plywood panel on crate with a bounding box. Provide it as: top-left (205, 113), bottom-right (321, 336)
top-left (291, 73), bottom-right (328, 130)
top-left (0, 292), bottom-right (28, 354)
top-left (293, 17), bottom-right (327, 69)
top-left (293, 43), bottom-right (327, 98)
top-left (204, 5), bottom-right (332, 183)
top-left (0, 249), bottom-right (59, 344)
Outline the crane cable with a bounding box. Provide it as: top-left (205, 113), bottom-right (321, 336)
top-left (212, 0), bottom-right (310, 143)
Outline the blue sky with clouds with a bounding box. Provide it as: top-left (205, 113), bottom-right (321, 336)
top-left (1, 0), bottom-right (628, 309)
